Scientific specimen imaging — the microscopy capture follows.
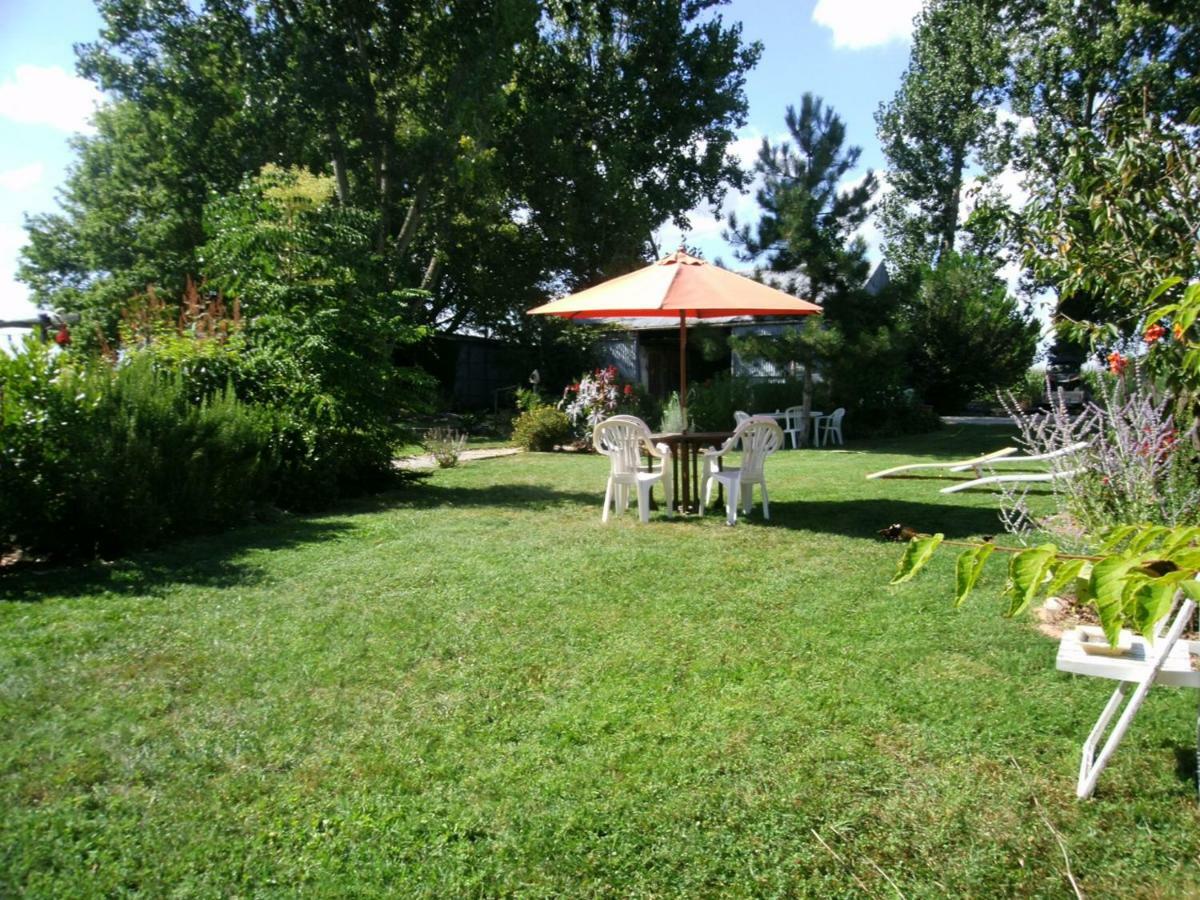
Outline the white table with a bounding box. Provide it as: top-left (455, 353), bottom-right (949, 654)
top-left (756, 409), bottom-right (825, 447)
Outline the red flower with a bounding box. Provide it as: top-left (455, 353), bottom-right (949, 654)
top-left (623, 384), bottom-right (634, 396)
top-left (1143, 323), bottom-right (1167, 343)
top-left (53, 326), bottom-right (71, 346)
top-left (1107, 351), bottom-right (1128, 375)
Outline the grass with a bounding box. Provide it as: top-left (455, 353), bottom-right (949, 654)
top-left (2, 426), bottom-right (1198, 895)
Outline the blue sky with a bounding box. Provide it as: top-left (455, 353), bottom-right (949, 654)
top-left (0, 0), bottom-right (922, 326)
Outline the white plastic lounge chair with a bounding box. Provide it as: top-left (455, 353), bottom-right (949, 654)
top-left (938, 441), bottom-right (1089, 493)
top-left (1055, 586), bottom-right (1200, 799)
top-left (815, 407), bottom-right (845, 446)
top-left (699, 416), bottom-right (784, 525)
top-left (593, 415), bottom-right (674, 523)
top-left (866, 447), bottom-right (1019, 480)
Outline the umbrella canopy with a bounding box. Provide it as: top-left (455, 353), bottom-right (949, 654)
top-left (528, 248), bottom-right (822, 427)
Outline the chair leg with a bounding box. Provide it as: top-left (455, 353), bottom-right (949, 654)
top-left (637, 482), bottom-right (651, 524)
top-left (741, 480), bottom-right (752, 514)
top-left (663, 475), bottom-right (674, 519)
top-left (602, 478), bottom-right (613, 523)
top-left (760, 481), bottom-right (770, 520)
top-left (725, 481), bottom-right (740, 525)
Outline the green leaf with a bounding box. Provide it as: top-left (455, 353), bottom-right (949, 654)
top-left (1131, 577), bottom-right (1182, 641)
top-left (1099, 525), bottom-right (1139, 553)
top-left (1044, 558), bottom-right (1086, 600)
top-left (890, 533), bottom-right (944, 585)
top-left (1089, 557), bottom-right (1137, 646)
top-left (1162, 526), bottom-right (1200, 556)
top-left (954, 543), bottom-right (995, 608)
top-left (1002, 544), bottom-right (1057, 618)
top-left (1128, 526), bottom-right (1171, 555)
top-left (1146, 276), bottom-right (1182, 305)
top-left (1180, 580), bottom-right (1200, 602)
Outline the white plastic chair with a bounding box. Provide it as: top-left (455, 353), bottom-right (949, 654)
top-left (593, 415), bottom-right (674, 523)
top-left (698, 416), bottom-right (784, 525)
top-left (733, 410), bottom-right (751, 427)
top-left (782, 405), bottom-right (806, 449)
top-left (814, 407), bottom-right (845, 446)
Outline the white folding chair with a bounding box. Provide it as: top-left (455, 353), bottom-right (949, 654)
top-left (593, 415), bottom-right (673, 524)
top-left (1055, 587), bottom-right (1200, 799)
top-left (698, 416), bottom-right (784, 525)
top-left (815, 407), bottom-right (845, 446)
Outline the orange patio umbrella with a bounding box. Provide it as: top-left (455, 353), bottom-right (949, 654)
top-left (528, 248), bottom-right (822, 427)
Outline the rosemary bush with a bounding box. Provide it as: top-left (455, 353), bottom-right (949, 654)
top-left (1000, 375), bottom-right (1200, 552)
top-left (422, 428), bottom-right (468, 468)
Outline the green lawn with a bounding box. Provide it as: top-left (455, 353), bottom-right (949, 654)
top-left (2, 427), bottom-right (1198, 896)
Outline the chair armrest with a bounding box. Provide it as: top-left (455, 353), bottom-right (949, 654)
top-left (642, 439), bottom-right (672, 460)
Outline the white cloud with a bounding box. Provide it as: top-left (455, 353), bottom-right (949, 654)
top-left (0, 162), bottom-right (45, 192)
top-left (0, 65), bottom-right (103, 134)
top-left (812, 0), bottom-right (924, 50)
top-left (0, 223), bottom-right (37, 322)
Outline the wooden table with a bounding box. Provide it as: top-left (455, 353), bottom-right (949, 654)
top-left (650, 431), bottom-right (732, 514)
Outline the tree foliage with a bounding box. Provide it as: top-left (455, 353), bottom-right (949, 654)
top-left (727, 94), bottom-right (878, 437)
top-left (875, 0), bottom-right (1010, 272)
top-left (21, 0), bottom-right (761, 340)
top-left (903, 252), bottom-right (1039, 413)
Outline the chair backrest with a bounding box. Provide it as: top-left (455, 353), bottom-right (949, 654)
top-left (730, 416), bottom-right (783, 478)
top-left (734, 410), bottom-right (750, 427)
top-left (830, 407), bottom-right (846, 426)
top-left (593, 416), bottom-right (654, 475)
top-left (784, 404), bottom-right (805, 431)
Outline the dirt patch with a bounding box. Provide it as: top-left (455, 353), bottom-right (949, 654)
top-left (1036, 594), bottom-right (1198, 642)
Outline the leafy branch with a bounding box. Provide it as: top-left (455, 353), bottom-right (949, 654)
top-left (888, 524), bottom-right (1200, 645)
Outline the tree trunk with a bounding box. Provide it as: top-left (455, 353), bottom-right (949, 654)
top-left (939, 143), bottom-right (965, 260)
top-left (801, 357), bottom-right (815, 446)
top-left (420, 250), bottom-right (441, 291)
top-left (328, 124), bottom-right (351, 204)
top-left (396, 174), bottom-right (430, 258)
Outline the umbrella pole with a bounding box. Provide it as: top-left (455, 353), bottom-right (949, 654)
top-left (678, 311), bottom-right (688, 431)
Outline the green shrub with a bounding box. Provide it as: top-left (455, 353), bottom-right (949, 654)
top-left (686, 375), bottom-right (756, 432)
top-left (749, 378), bottom-right (808, 416)
top-left (511, 407), bottom-right (572, 451)
top-left (0, 340), bottom-right (274, 557)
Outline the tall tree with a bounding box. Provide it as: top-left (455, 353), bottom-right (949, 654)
top-left (875, 0), bottom-right (1009, 273)
top-left (20, 0), bottom-right (760, 341)
top-left (727, 94), bottom-right (877, 439)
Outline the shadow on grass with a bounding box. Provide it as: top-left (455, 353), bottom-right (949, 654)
top-left (766, 498), bottom-right (1002, 540)
top-left (1, 480), bottom-right (607, 604)
top-left (352, 481), bottom-right (601, 513)
top-left (0, 517), bottom-right (356, 604)
top-left (1174, 745), bottom-right (1198, 793)
top-left (827, 425), bottom-right (1021, 458)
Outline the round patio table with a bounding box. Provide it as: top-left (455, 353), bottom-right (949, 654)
top-left (650, 431), bottom-right (732, 514)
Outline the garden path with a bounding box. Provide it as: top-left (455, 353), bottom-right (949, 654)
top-left (393, 447), bottom-right (522, 470)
